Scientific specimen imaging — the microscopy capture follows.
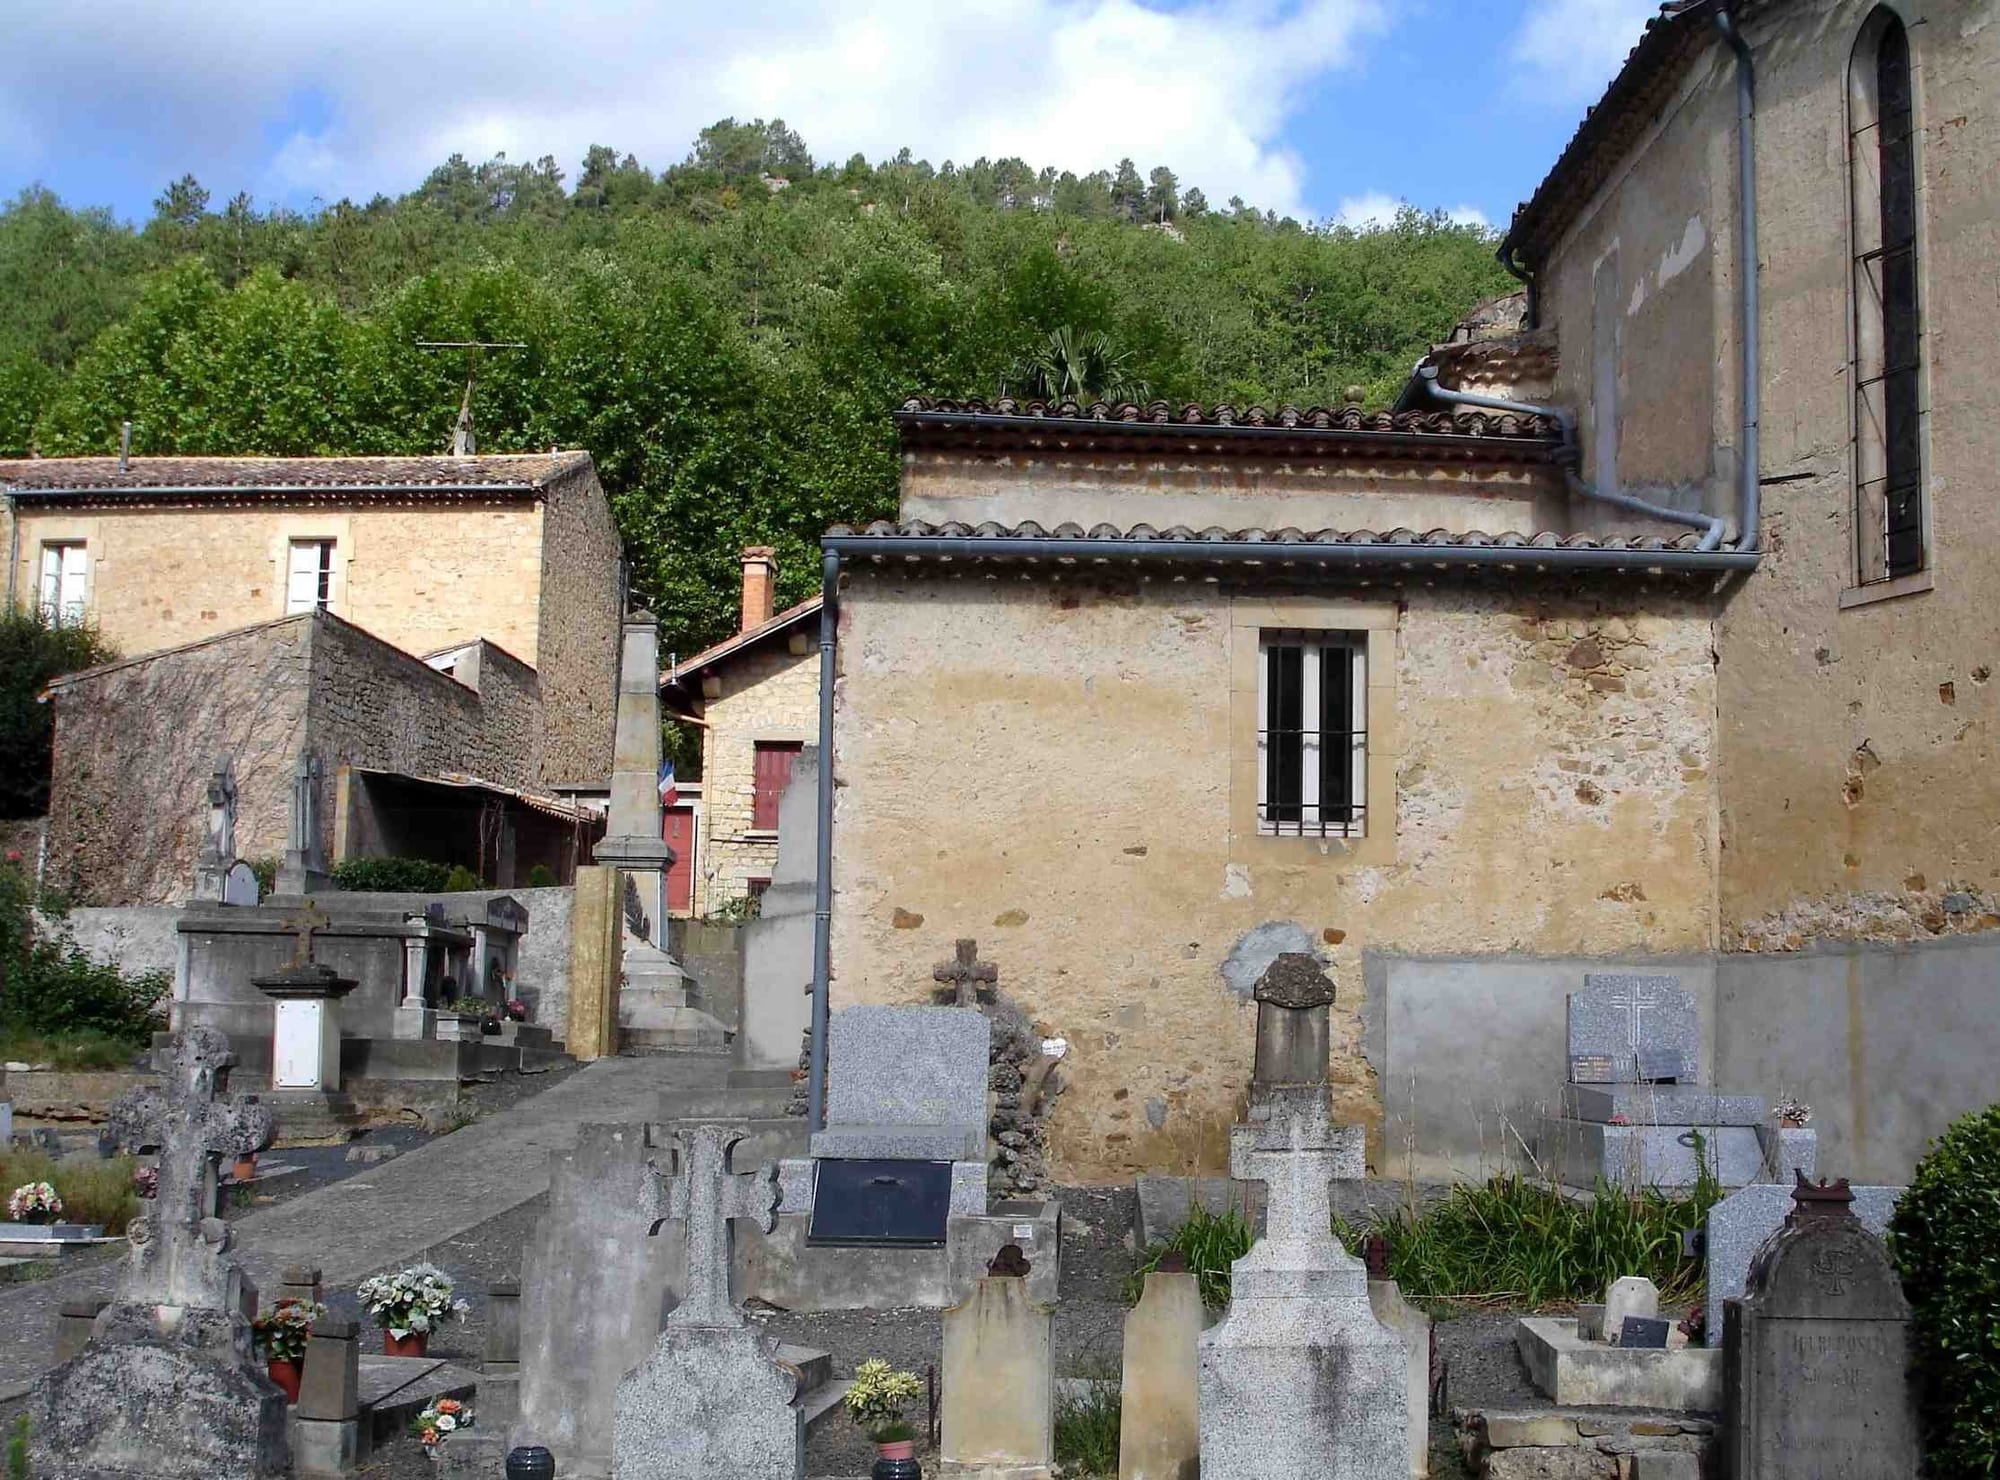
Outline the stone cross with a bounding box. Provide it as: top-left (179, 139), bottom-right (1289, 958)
top-left (106, 1026), bottom-right (274, 1308)
top-left (1602, 977), bottom-right (1662, 1054)
top-left (287, 748), bottom-right (326, 871)
top-left (933, 939), bottom-right (998, 1008)
top-left (648, 1124), bottom-right (780, 1330)
top-left (284, 899), bottom-right (331, 968)
top-left (201, 755), bottom-right (237, 867)
top-left (1233, 1106), bottom-right (1345, 1256)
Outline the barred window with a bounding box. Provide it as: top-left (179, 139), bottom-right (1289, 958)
top-left (1257, 630), bottom-right (1367, 838)
top-left (1850, 8), bottom-right (1925, 584)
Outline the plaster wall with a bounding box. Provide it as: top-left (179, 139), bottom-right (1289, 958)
top-left (10, 499), bottom-right (545, 668)
top-left (900, 447), bottom-right (1568, 536)
top-left (1536, 0), bottom-right (2000, 944)
top-left (695, 638), bottom-right (818, 917)
top-left (830, 571), bottom-right (1722, 1182)
top-left (55, 905), bottom-right (185, 979)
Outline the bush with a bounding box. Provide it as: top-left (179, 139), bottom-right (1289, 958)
top-left (332, 856), bottom-right (453, 893)
top-left (0, 605), bottom-right (116, 819)
top-left (247, 857), bottom-right (278, 899)
top-left (0, 860), bottom-right (165, 1046)
top-left (525, 864), bottom-right (557, 888)
top-left (442, 865), bottom-right (484, 893)
top-left (1890, 1103), bottom-right (2000, 1472)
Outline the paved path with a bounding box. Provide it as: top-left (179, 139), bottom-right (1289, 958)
top-left (0, 1054), bottom-right (717, 1401)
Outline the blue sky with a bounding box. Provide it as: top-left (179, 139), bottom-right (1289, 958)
top-left (1, 0), bottom-right (1659, 229)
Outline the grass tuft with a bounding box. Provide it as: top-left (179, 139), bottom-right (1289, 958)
top-left (1127, 1198), bottom-right (1253, 1308)
top-left (1053, 1382), bottom-right (1120, 1478)
top-left (0, 1033), bottom-right (147, 1071)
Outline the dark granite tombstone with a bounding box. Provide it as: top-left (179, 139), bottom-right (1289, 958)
top-left (1722, 1174), bottom-right (1918, 1480)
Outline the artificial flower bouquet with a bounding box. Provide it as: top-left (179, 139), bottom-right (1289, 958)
top-left (6, 1181), bottom-right (63, 1224)
top-left (844, 1358), bottom-right (923, 1444)
top-left (356, 1262), bottom-right (470, 1339)
top-left (503, 999), bottom-right (529, 1022)
top-left (411, 1396), bottom-right (472, 1447)
top-left (251, 1297), bottom-right (325, 1363)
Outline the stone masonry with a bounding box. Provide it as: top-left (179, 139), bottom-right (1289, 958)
top-left (694, 637), bottom-right (817, 916)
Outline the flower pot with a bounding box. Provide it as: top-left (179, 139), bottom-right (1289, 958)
top-left (871, 1440), bottom-right (920, 1480)
top-left (233, 1156), bottom-right (258, 1183)
top-left (266, 1358), bottom-right (303, 1404)
top-left (385, 1331), bottom-right (430, 1358)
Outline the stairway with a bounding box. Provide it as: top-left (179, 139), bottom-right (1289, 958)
top-left (618, 937), bottom-right (731, 1053)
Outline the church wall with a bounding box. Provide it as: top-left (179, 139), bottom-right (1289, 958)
top-left (1538, 0), bottom-right (2000, 952)
top-left (829, 571), bottom-right (1721, 1183)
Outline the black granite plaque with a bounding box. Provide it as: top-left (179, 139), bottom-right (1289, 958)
top-left (1635, 1049), bottom-right (1685, 1083)
top-left (1619, 1316), bottom-right (1670, 1349)
top-left (807, 1159), bottom-right (952, 1248)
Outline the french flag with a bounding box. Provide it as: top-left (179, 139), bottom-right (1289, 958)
top-left (657, 760), bottom-right (678, 809)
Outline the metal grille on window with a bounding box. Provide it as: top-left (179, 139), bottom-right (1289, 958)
top-left (1852, 13), bottom-right (1924, 584)
top-left (1258, 630), bottom-right (1366, 838)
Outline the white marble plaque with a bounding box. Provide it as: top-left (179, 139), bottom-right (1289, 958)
top-left (273, 1000), bottom-right (324, 1089)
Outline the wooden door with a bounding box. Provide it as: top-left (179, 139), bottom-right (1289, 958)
top-left (664, 805), bottom-right (696, 914)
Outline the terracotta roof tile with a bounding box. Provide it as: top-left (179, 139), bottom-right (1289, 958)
top-left (896, 396), bottom-right (1561, 444)
top-left (826, 517), bottom-right (1708, 554)
top-left (0, 452), bottom-right (592, 497)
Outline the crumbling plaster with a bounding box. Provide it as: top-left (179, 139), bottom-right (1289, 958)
top-left (1536, 0), bottom-right (2000, 946)
top-left (829, 573), bottom-right (1721, 1182)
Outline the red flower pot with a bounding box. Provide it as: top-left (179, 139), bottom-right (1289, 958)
top-left (266, 1358), bottom-right (302, 1404)
top-left (876, 1441), bottom-right (915, 1462)
top-left (384, 1331), bottom-right (430, 1358)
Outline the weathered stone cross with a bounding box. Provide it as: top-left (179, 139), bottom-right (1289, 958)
top-left (284, 898), bottom-right (331, 967)
top-left (649, 1123), bottom-right (780, 1330)
top-left (1232, 1102), bottom-right (1344, 1255)
top-left (107, 1026), bottom-right (273, 1308)
top-left (933, 938), bottom-right (998, 1008)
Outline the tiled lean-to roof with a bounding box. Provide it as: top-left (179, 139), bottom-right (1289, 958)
top-left (895, 396), bottom-right (1562, 458)
top-left (823, 518), bottom-right (1757, 577)
top-left (0, 452), bottom-right (593, 500)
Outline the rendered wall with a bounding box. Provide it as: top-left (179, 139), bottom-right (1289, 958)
top-left (1535, 0), bottom-right (2000, 945)
top-left (830, 572), bottom-right (1722, 1182)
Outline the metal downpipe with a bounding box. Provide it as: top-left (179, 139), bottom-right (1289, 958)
top-left (1715, 4), bottom-right (1762, 551)
top-left (806, 549), bottom-right (839, 1134)
top-left (1414, 366), bottom-right (1729, 552)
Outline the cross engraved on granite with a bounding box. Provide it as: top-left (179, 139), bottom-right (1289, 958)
top-left (932, 939), bottom-right (998, 1008)
top-left (647, 1123), bottom-right (780, 1329)
top-left (1603, 977), bottom-right (1662, 1056)
top-left (106, 1026), bottom-right (274, 1308)
top-left (283, 899), bottom-right (331, 967)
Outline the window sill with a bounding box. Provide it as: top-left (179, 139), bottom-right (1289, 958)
top-left (728, 830), bottom-right (781, 844)
top-left (1839, 570), bottom-right (1934, 610)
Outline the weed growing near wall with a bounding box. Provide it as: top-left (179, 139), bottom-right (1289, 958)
top-left (1129, 1200), bottom-right (1254, 1308)
top-left (1053, 1382), bottom-right (1121, 1478)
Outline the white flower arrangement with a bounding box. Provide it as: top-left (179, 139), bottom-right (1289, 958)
top-left (6, 1181), bottom-right (63, 1223)
top-left (1774, 1093), bottom-right (1812, 1126)
top-left (410, 1396), bottom-right (472, 1447)
top-left (356, 1263), bottom-right (470, 1339)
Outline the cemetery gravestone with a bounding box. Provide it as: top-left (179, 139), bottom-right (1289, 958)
top-left (1603, 1276), bottom-right (1660, 1342)
top-left (1250, 952), bottom-right (1335, 1096)
top-left (812, 1004), bottom-right (992, 1160)
top-left (1118, 1261), bottom-right (1201, 1480)
top-left (1723, 1176), bottom-right (1918, 1479)
top-left (941, 1247), bottom-right (1055, 1480)
top-left (613, 1124), bottom-right (800, 1480)
top-left (1198, 1101), bottom-right (1406, 1480)
top-left (1567, 973), bottom-right (1698, 1084)
top-left (31, 1027), bottom-right (287, 1480)
top-left (1703, 1180), bottom-right (1902, 1347)
top-left (221, 860), bottom-right (260, 906)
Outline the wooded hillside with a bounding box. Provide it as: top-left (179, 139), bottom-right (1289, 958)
top-left (0, 120), bottom-right (1513, 655)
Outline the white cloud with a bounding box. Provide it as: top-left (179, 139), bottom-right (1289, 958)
top-left (1507, 0), bottom-right (1661, 108)
top-left (1333, 192), bottom-right (1488, 230)
top-left (0, 0), bottom-right (1387, 220)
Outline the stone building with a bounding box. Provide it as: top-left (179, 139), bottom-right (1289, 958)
top-left (5, 454), bottom-right (622, 902)
top-left (661, 547), bottom-right (820, 918)
top-left (815, 0), bottom-right (2000, 1186)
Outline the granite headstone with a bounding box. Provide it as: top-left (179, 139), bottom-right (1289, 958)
top-left (810, 1005), bottom-right (991, 1161)
top-left (1703, 1179), bottom-right (1902, 1347)
top-left (1566, 973), bottom-right (1697, 1083)
top-left (1723, 1177), bottom-right (1918, 1479)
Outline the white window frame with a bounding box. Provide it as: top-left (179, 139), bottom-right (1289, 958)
top-left (1256, 630), bottom-right (1367, 838)
top-left (286, 539), bottom-right (336, 615)
top-left (38, 542), bottom-right (87, 627)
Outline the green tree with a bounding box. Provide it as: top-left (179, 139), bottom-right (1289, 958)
top-left (1110, 158), bottom-right (1145, 222)
top-left (1146, 166), bottom-right (1180, 223)
top-left (0, 606), bottom-right (115, 818)
top-left (1013, 326), bottom-right (1147, 404)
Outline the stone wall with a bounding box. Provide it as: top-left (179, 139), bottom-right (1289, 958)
top-left (535, 464), bottom-right (622, 785)
top-left (9, 498), bottom-right (546, 670)
top-left (1534, 0), bottom-right (2000, 945)
top-left (830, 571), bottom-right (1722, 1182)
top-left (696, 637), bottom-right (818, 917)
top-left (46, 611), bottom-right (548, 905)
top-left (52, 905), bottom-right (185, 979)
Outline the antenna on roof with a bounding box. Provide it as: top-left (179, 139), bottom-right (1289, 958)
top-left (416, 339), bottom-right (528, 456)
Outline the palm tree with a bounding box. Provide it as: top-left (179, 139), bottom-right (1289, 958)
top-left (1011, 326), bottom-right (1147, 404)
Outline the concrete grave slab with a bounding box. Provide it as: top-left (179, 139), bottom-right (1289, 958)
top-left (822, 1005), bottom-right (990, 1144)
top-left (1561, 1085), bottom-right (1766, 1126)
top-left (1515, 1318), bottom-right (1720, 1411)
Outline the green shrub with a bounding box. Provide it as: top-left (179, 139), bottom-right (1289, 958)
top-left (1053, 1382), bottom-right (1120, 1478)
top-left (0, 604), bottom-right (116, 820)
top-left (1129, 1199), bottom-right (1254, 1308)
top-left (442, 865), bottom-right (484, 893)
top-left (6, 1413), bottom-right (26, 1480)
top-left (526, 864), bottom-right (557, 888)
top-left (1891, 1103), bottom-right (2000, 1473)
top-left (331, 856), bottom-right (453, 893)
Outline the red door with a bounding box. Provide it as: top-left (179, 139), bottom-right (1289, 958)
top-left (664, 806), bottom-right (696, 914)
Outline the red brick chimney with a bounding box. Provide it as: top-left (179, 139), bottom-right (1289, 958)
top-left (740, 546), bottom-right (778, 632)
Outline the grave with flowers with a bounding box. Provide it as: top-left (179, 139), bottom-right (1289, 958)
top-left (0, 1178), bottom-right (109, 1257)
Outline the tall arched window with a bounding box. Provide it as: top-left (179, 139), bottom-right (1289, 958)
top-left (1850, 10), bottom-right (1925, 584)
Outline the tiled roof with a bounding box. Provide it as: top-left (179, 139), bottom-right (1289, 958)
top-left (1503, 0), bottom-right (1723, 260)
top-left (896, 396), bottom-right (1561, 447)
top-left (827, 518), bottom-right (1711, 554)
top-left (664, 595), bottom-right (823, 685)
top-left (0, 452), bottom-right (592, 498)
